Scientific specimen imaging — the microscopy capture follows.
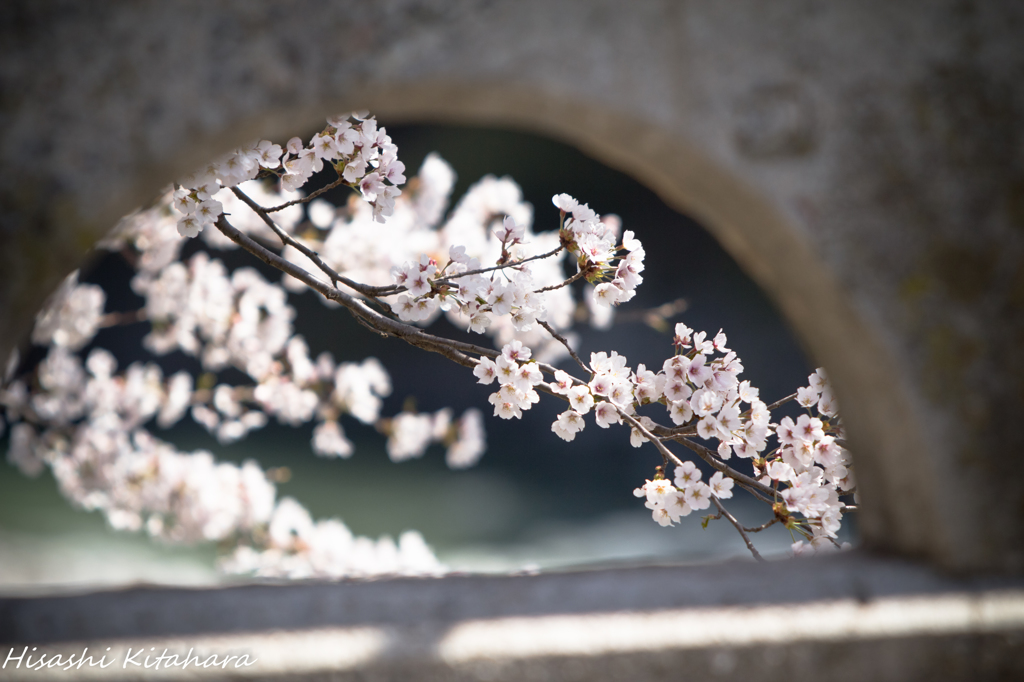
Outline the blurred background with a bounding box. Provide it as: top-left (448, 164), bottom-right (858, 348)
top-left (0, 123), bottom-right (847, 594)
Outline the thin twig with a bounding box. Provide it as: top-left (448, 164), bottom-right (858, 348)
top-left (742, 517), bottom-right (780, 533)
top-left (712, 496), bottom-right (765, 562)
top-left (533, 267), bottom-right (587, 294)
top-left (621, 408), bottom-right (767, 562)
top-left (215, 215), bottom-right (496, 369)
top-left (230, 187), bottom-right (398, 298)
top-left (766, 392), bottom-right (798, 412)
top-left (676, 436), bottom-right (777, 504)
top-left (538, 321), bottom-right (590, 374)
top-left (99, 310), bottom-right (146, 327)
top-left (263, 173), bottom-right (350, 213)
top-left (615, 408), bottom-right (686, 470)
top-left (433, 246), bottom-right (564, 286)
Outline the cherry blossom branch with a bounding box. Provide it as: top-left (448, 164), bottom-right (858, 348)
top-left (99, 310), bottom-right (146, 327)
top-left (765, 392), bottom-right (798, 412)
top-left (433, 245), bottom-right (564, 286)
top-left (611, 297), bottom-right (689, 327)
top-left (676, 436), bottom-right (776, 504)
top-left (712, 496), bottom-right (765, 562)
top-left (215, 216), bottom-right (495, 366)
top-left (621, 409), bottom-right (766, 561)
top-left (230, 187), bottom-right (398, 298)
top-left (263, 171), bottom-right (349, 213)
top-left (538, 320), bottom-right (590, 374)
top-left (742, 517), bottom-right (781, 533)
top-left (658, 393), bottom-right (797, 439)
top-left (532, 267), bottom-right (587, 294)
top-left (615, 407), bottom-right (686, 470)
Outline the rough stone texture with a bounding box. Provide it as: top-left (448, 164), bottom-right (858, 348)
top-left (1, 1), bottom-right (1022, 575)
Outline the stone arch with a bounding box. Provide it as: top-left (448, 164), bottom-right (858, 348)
top-left (3, 1), bottom-right (1022, 573)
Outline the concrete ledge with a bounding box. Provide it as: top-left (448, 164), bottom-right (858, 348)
top-left (2, 553), bottom-right (1023, 680)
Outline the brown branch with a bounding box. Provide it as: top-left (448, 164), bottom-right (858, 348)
top-left (263, 173), bottom-right (350, 213)
top-left (230, 187), bottom-right (399, 298)
top-left (743, 517), bottom-right (780, 533)
top-left (765, 392), bottom-right (798, 412)
top-left (99, 310), bottom-right (146, 327)
top-left (712, 496), bottom-right (765, 562)
top-left (538, 320), bottom-right (590, 374)
top-left (214, 215), bottom-right (497, 369)
top-left (532, 267), bottom-right (587, 294)
top-left (433, 245), bottom-right (565, 286)
top-left (676, 436), bottom-right (777, 505)
top-left (614, 408), bottom-right (686, 470)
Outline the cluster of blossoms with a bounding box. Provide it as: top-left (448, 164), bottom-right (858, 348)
top-left (472, 340), bottom-right (544, 420)
top-left (173, 114), bottom-right (405, 239)
top-left (468, 314), bottom-right (852, 554)
top-left (635, 464), bottom-right (735, 527)
top-left (1, 118), bottom-right (524, 577)
top-left (1, 266), bottom-right (455, 577)
top-left (619, 324), bottom-right (853, 552)
top-left (553, 193), bottom-right (645, 314)
top-left (382, 407), bottom-right (485, 469)
top-left (2, 110), bottom-right (856, 574)
top-left (386, 193), bottom-right (645, 347)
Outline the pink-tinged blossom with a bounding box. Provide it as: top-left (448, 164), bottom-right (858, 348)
top-left (662, 355), bottom-right (690, 382)
top-left (313, 421), bottom-right (354, 458)
top-left (568, 385), bottom-right (595, 414)
top-left (697, 414), bottom-right (721, 440)
top-left (591, 351), bottom-right (629, 378)
top-left (502, 340), bottom-right (532, 363)
top-left (685, 354), bottom-right (712, 385)
top-left (683, 482), bottom-right (712, 511)
top-left (488, 392), bottom-right (523, 420)
top-left (473, 357), bottom-right (498, 384)
top-left (717, 404), bottom-right (742, 433)
top-left (593, 401), bottom-right (621, 428)
top-left (777, 416), bottom-right (798, 446)
top-left (551, 410), bottom-right (585, 441)
top-left (674, 461), bottom-right (701, 488)
top-left (632, 364), bottom-right (664, 403)
top-left (359, 172), bottom-right (386, 202)
top-left (511, 363), bottom-right (544, 393)
top-left (712, 330), bottom-right (730, 353)
top-left (690, 387), bottom-right (722, 417)
top-left (673, 323), bottom-right (693, 349)
top-left (589, 374), bottom-right (613, 397)
top-left (552, 193), bottom-right (578, 213)
top-left (592, 282), bottom-right (621, 307)
top-left (796, 414), bottom-right (825, 442)
top-left (606, 379), bottom-right (634, 407)
top-left (664, 377), bottom-right (692, 403)
top-left (796, 385), bottom-right (820, 408)
top-left (709, 471), bottom-right (734, 499)
top-left (817, 389), bottom-right (839, 417)
top-left (738, 380), bottom-right (759, 403)
top-left (809, 367), bottom-right (829, 393)
top-left (495, 356), bottom-right (518, 384)
top-left (550, 370), bottom-right (573, 394)
top-left (691, 331), bottom-right (714, 355)
top-left (669, 399), bottom-right (693, 425)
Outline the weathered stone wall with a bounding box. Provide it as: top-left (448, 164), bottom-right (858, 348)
top-left (1, 0), bottom-right (1022, 576)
